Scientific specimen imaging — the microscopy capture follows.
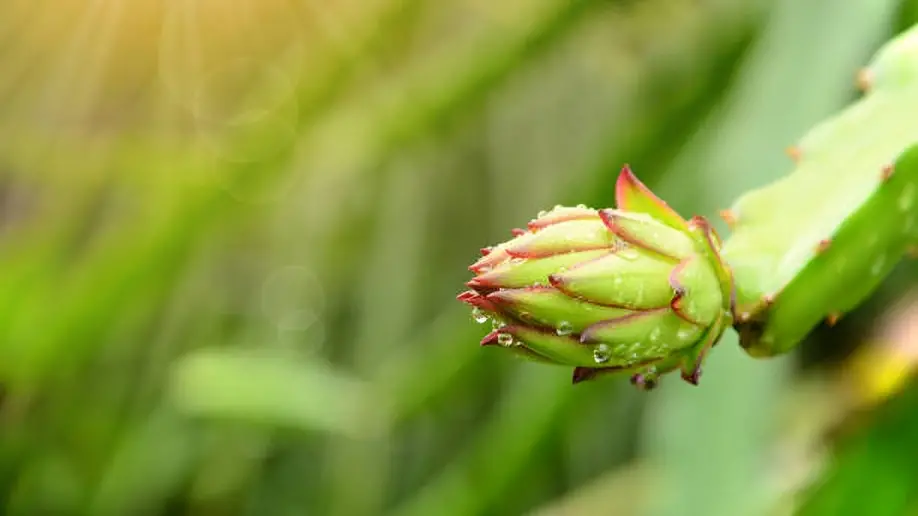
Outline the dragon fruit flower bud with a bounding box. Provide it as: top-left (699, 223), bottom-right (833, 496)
top-left (458, 165), bottom-right (735, 390)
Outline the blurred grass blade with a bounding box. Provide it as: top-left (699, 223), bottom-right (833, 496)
top-left (168, 348), bottom-right (384, 439)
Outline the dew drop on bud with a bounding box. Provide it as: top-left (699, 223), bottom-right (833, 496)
top-left (497, 333), bottom-right (514, 347)
top-left (471, 307), bottom-right (488, 324)
top-left (899, 183), bottom-right (915, 212)
top-left (871, 253), bottom-right (887, 276)
top-left (492, 319), bottom-right (506, 331)
top-left (556, 321), bottom-right (573, 336)
top-left (593, 343), bottom-right (611, 364)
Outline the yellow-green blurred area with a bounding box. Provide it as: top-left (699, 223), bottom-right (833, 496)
top-left (4, 0), bottom-right (918, 515)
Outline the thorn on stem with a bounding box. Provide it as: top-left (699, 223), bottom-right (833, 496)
top-left (856, 68), bottom-right (873, 92)
top-left (826, 312), bottom-right (841, 327)
top-left (881, 164), bottom-right (895, 182)
top-left (718, 209), bottom-right (737, 229)
top-left (815, 239), bottom-right (832, 254)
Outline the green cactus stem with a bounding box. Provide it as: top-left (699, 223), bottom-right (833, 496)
top-left (721, 24), bottom-right (918, 356)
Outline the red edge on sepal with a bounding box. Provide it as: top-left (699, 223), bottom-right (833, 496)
top-left (527, 208), bottom-right (597, 231)
top-left (579, 307), bottom-right (669, 344)
top-left (480, 329), bottom-right (501, 346)
top-left (614, 165), bottom-right (687, 230)
top-left (668, 258), bottom-right (704, 326)
top-left (485, 286), bottom-right (554, 307)
top-left (457, 290), bottom-right (502, 313)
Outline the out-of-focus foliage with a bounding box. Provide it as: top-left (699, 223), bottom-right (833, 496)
top-left (0, 1), bottom-right (917, 515)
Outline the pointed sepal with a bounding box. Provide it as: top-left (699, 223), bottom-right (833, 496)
top-left (598, 210), bottom-right (696, 260)
top-left (615, 165), bottom-right (689, 231)
top-left (548, 250), bottom-right (675, 309)
top-left (580, 308), bottom-right (702, 361)
top-left (486, 287), bottom-right (631, 334)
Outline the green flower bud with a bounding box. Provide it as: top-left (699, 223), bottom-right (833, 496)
top-left (458, 166), bottom-right (734, 390)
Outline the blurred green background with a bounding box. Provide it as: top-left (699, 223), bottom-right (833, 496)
top-left (3, 1), bottom-right (918, 515)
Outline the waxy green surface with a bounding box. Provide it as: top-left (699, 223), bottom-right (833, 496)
top-left (722, 25), bottom-right (918, 356)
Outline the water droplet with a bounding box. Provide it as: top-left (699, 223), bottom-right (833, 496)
top-left (618, 248), bottom-right (640, 261)
top-left (613, 276), bottom-right (623, 286)
top-left (556, 321), bottom-right (573, 336)
top-left (871, 254), bottom-right (887, 276)
top-left (900, 183), bottom-right (916, 212)
top-left (537, 210), bottom-right (547, 218)
top-left (649, 327), bottom-right (661, 342)
top-left (497, 333), bottom-right (514, 347)
top-left (471, 308), bottom-right (488, 324)
top-left (576, 204), bottom-right (587, 209)
top-left (593, 343), bottom-right (611, 364)
top-left (491, 319), bottom-right (506, 331)
top-left (553, 204), bottom-right (563, 210)
top-left (677, 328), bottom-right (692, 340)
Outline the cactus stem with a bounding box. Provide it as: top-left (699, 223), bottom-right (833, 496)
top-left (881, 164), bottom-right (895, 182)
top-left (826, 312), bottom-right (841, 327)
top-left (718, 209), bottom-right (737, 228)
top-left (815, 238), bottom-right (832, 254)
top-left (856, 68), bottom-right (873, 92)
top-left (785, 145), bottom-right (802, 162)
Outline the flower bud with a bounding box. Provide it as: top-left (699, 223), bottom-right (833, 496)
top-left (458, 166), bottom-right (734, 389)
